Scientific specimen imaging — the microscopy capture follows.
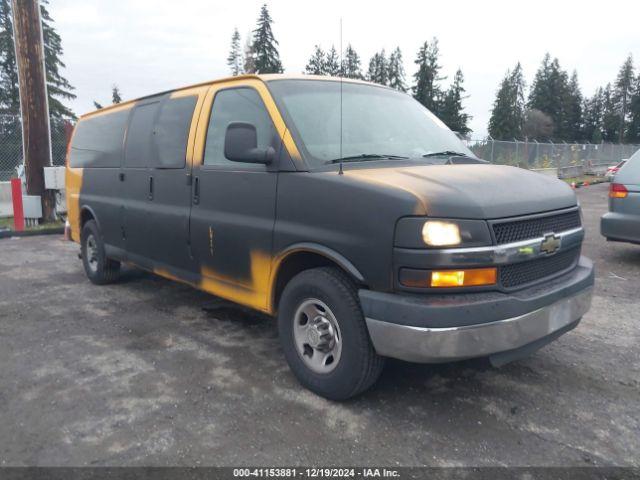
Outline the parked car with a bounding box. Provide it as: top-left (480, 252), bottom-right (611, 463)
top-left (65, 74), bottom-right (594, 400)
top-left (605, 159), bottom-right (627, 180)
top-left (601, 151), bottom-right (640, 245)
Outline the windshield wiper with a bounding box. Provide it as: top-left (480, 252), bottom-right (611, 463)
top-left (422, 150), bottom-right (473, 158)
top-left (327, 153), bottom-right (409, 164)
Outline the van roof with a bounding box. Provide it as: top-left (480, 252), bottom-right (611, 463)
top-left (79, 74), bottom-right (380, 119)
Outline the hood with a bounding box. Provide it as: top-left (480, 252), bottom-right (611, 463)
top-left (345, 163), bottom-right (577, 219)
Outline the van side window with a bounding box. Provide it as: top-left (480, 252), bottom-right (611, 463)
top-left (69, 109), bottom-right (129, 168)
top-left (203, 88), bottom-right (275, 167)
top-left (153, 96), bottom-right (197, 168)
top-left (125, 101), bottom-right (160, 168)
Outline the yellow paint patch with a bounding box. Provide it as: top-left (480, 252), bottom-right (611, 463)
top-left (251, 81), bottom-right (302, 163)
top-left (199, 251), bottom-right (273, 313)
top-left (170, 86), bottom-right (208, 168)
top-left (65, 165), bottom-right (83, 243)
top-left (153, 251), bottom-right (274, 314)
top-left (345, 169), bottom-right (427, 215)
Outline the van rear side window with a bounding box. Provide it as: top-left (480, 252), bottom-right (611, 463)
top-left (69, 109), bottom-right (130, 168)
top-left (125, 101), bottom-right (160, 168)
top-left (154, 96), bottom-right (198, 168)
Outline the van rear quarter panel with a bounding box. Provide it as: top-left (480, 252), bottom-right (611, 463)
top-left (273, 171), bottom-right (420, 292)
top-left (66, 104), bottom-right (134, 245)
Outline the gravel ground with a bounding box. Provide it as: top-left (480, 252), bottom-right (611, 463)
top-left (0, 182), bottom-right (638, 467)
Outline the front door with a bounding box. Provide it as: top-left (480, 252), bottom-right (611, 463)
top-left (189, 85), bottom-right (280, 312)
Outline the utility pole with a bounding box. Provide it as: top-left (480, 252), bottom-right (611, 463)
top-left (11, 0), bottom-right (55, 222)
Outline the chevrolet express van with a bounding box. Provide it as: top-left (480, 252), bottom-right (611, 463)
top-left (66, 75), bottom-right (594, 400)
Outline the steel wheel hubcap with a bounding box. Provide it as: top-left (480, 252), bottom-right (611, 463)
top-left (293, 299), bottom-right (342, 374)
top-left (86, 234), bottom-right (98, 273)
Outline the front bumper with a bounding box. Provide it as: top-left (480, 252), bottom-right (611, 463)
top-left (359, 256), bottom-right (594, 363)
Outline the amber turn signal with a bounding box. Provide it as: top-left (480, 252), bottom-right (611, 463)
top-left (400, 268), bottom-right (497, 288)
top-left (430, 268), bottom-right (497, 288)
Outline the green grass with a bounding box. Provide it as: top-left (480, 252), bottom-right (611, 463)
top-left (0, 217), bottom-right (13, 229)
top-left (0, 216), bottom-right (63, 232)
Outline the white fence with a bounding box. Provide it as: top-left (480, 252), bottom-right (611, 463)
top-left (0, 181), bottom-right (13, 217)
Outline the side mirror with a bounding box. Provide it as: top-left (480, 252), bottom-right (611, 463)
top-left (224, 122), bottom-right (275, 164)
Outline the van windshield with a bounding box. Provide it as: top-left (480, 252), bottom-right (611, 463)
top-left (268, 79), bottom-right (475, 168)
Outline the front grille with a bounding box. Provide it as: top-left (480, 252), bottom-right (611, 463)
top-left (500, 248), bottom-right (580, 289)
top-left (492, 210), bottom-right (581, 245)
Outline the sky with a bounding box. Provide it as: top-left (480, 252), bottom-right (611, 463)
top-left (49, 0), bottom-right (640, 138)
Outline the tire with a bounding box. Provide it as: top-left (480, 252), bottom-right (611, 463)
top-left (81, 220), bottom-right (120, 285)
top-left (278, 267), bottom-right (384, 400)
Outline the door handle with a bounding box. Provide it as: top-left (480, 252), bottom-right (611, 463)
top-left (148, 176), bottom-right (154, 200)
top-left (119, 172), bottom-right (125, 182)
top-left (193, 177), bottom-right (200, 205)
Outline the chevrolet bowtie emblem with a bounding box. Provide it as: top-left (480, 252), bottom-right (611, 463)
top-left (540, 233), bottom-right (561, 255)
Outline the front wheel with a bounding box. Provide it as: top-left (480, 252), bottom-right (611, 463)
top-left (278, 267), bottom-right (384, 400)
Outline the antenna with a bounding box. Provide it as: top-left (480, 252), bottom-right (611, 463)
top-left (339, 17), bottom-right (344, 175)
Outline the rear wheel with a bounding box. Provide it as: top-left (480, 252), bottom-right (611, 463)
top-left (278, 267), bottom-right (384, 400)
top-left (81, 220), bottom-right (120, 285)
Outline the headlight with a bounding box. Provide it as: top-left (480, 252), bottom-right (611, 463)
top-left (395, 217), bottom-right (491, 248)
top-left (422, 221), bottom-right (461, 247)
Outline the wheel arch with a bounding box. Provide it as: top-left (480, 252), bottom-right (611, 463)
top-left (79, 205), bottom-right (100, 232)
top-left (269, 243), bottom-right (366, 314)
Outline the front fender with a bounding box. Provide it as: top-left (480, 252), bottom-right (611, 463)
top-left (273, 242), bottom-right (366, 283)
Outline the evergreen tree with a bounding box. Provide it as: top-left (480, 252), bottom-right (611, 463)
top-left (227, 28), bottom-right (244, 76)
top-left (523, 109), bottom-right (554, 140)
top-left (243, 36), bottom-right (256, 74)
top-left (439, 69), bottom-right (471, 136)
top-left (527, 53), bottom-right (571, 140)
top-left (563, 71), bottom-right (583, 141)
top-left (342, 44), bottom-right (362, 79)
top-left (528, 54), bottom-right (555, 116)
top-left (488, 62), bottom-right (526, 140)
top-left (0, 0), bottom-right (19, 114)
top-left (613, 55), bottom-right (635, 142)
top-left (0, 0), bottom-right (74, 118)
top-left (305, 45), bottom-right (326, 75)
top-left (367, 50), bottom-right (388, 85)
top-left (41, 0), bottom-right (75, 119)
top-left (602, 83), bottom-right (619, 142)
top-left (325, 46), bottom-right (340, 76)
top-left (387, 47), bottom-right (406, 92)
top-left (628, 74), bottom-right (640, 143)
top-left (581, 87), bottom-right (605, 143)
top-left (412, 38), bottom-right (444, 114)
top-left (250, 4), bottom-right (283, 74)
top-left (111, 85), bottom-right (122, 104)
